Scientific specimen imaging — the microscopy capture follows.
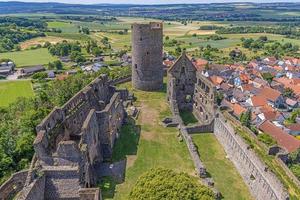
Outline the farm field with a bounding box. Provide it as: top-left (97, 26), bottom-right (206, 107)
top-left (108, 80), bottom-right (195, 200)
top-left (20, 36), bottom-right (72, 50)
top-left (47, 21), bottom-right (79, 33)
top-left (193, 133), bottom-right (253, 200)
top-left (0, 80), bottom-right (34, 107)
top-left (0, 48), bottom-right (57, 67)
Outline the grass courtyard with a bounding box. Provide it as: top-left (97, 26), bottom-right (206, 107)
top-left (108, 81), bottom-right (195, 200)
top-left (0, 80), bottom-right (34, 107)
top-left (193, 133), bottom-right (253, 200)
top-left (104, 80), bottom-right (254, 200)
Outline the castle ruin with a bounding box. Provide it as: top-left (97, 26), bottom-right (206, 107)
top-left (131, 22), bottom-right (164, 91)
top-left (167, 56), bottom-right (289, 200)
top-left (0, 75), bottom-right (130, 200)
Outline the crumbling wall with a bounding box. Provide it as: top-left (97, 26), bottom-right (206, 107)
top-left (18, 175), bottom-right (45, 200)
top-left (0, 170), bottom-right (28, 200)
top-left (79, 188), bottom-right (102, 200)
top-left (193, 72), bottom-right (216, 125)
top-left (214, 113), bottom-right (289, 200)
top-left (167, 53), bottom-right (197, 111)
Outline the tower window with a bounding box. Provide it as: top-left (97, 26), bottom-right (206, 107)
top-left (140, 37), bottom-right (142, 41)
top-left (135, 64), bottom-right (138, 69)
top-left (147, 52), bottom-right (149, 55)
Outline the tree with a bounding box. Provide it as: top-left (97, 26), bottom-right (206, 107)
top-left (283, 87), bottom-right (295, 98)
top-left (48, 60), bottom-right (63, 70)
top-left (215, 91), bottom-right (224, 106)
top-left (261, 72), bottom-right (274, 84)
top-left (240, 109), bottom-right (251, 128)
top-left (91, 47), bottom-right (103, 57)
top-left (129, 168), bottom-right (214, 200)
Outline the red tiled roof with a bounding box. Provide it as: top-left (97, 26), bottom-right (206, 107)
top-left (240, 74), bottom-right (249, 83)
top-left (287, 123), bottom-right (300, 132)
top-left (193, 59), bottom-right (208, 71)
top-left (251, 96), bottom-right (268, 107)
top-left (233, 103), bottom-right (247, 117)
top-left (259, 120), bottom-right (300, 153)
top-left (242, 84), bottom-right (254, 92)
top-left (259, 87), bottom-right (281, 102)
top-left (163, 60), bottom-right (174, 68)
top-left (209, 75), bottom-right (224, 86)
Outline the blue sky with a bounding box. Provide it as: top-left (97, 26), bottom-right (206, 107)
top-left (0, 0), bottom-right (299, 4)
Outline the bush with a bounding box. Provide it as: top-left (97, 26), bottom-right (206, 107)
top-left (129, 168), bottom-right (214, 200)
top-left (32, 72), bottom-right (48, 80)
top-left (258, 133), bottom-right (277, 147)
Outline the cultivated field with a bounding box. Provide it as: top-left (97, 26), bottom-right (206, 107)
top-left (0, 80), bottom-right (34, 107)
top-left (20, 36), bottom-right (72, 50)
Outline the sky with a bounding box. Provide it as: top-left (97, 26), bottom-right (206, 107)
top-left (0, 0), bottom-right (299, 4)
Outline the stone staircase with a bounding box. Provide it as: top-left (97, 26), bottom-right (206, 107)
top-left (43, 166), bottom-right (81, 200)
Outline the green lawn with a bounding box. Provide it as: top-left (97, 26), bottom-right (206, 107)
top-left (193, 133), bottom-right (253, 200)
top-left (0, 48), bottom-right (57, 67)
top-left (109, 81), bottom-right (195, 200)
top-left (0, 80), bottom-right (34, 107)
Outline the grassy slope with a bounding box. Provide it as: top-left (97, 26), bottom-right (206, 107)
top-left (0, 48), bottom-right (56, 67)
top-left (0, 80), bottom-right (34, 107)
top-left (109, 81), bottom-right (195, 200)
top-left (193, 133), bottom-right (253, 200)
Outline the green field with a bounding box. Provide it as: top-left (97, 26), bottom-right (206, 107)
top-left (108, 81), bottom-right (195, 200)
top-left (47, 21), bottom-right (79, 33)
top-left (193, 133), bottom-right (253, 200)
top-left (0, 48), bottom-right (57, 67)
top-left (0, 80), bottom-right (34, 107)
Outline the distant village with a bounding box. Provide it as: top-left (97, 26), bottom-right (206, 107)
top-left (0, 53), bottom-right (132, 80)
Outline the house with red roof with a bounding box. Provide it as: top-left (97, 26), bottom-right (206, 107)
top-left (258, 87), bottom-right (284, 108)
top-left (259, 120), bottom-right (300, 153)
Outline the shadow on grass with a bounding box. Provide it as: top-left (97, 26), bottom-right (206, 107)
top-left (180, 110), bottom-right (198, 126)
top-left (112, 117), bottom-right (141, 162)
top-left (98, 176), bottom-right (117, 199)
top-left (100, 117), bottom-right (141, 199)
top-left (157, 82), bottom-right (167, 93)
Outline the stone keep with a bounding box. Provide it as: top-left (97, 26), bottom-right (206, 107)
top-left (131, 22), bottom-right (163, 91)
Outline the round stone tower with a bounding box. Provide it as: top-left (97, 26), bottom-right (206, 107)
top-left (131, 22), bottom-right (163, 91)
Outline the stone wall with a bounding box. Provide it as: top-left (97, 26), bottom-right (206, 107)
top-left (18, 175), bottom-right (45, 200)
top-left (3, 74), bottom-right (130, 200)
top-left (214, 113), bottom-right (289, 200)
top-left (0, 170), bottom-right (28, 200)
top-left (79, 188), bottom-right (102, 200)
top-left (185, 124), bottom-right (214, 134)
top-left (193, 72), bottom-right (216, 125)
top-left (167, 53), bottom-right (197, 111)
top-left (131, 22), bottom-right (163, 91)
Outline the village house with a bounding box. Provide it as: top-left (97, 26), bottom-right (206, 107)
top-left (258, 87), bottom-right (284, 108)
top-left (259, 120), bottom-right (300, 153)
top-left (0, 61), bottom-right (15, 77)
top-left (19, 65), bottom-right (45, 77)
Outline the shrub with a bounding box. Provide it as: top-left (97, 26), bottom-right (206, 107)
top-left (129, 168), bottom-right (214, 200)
